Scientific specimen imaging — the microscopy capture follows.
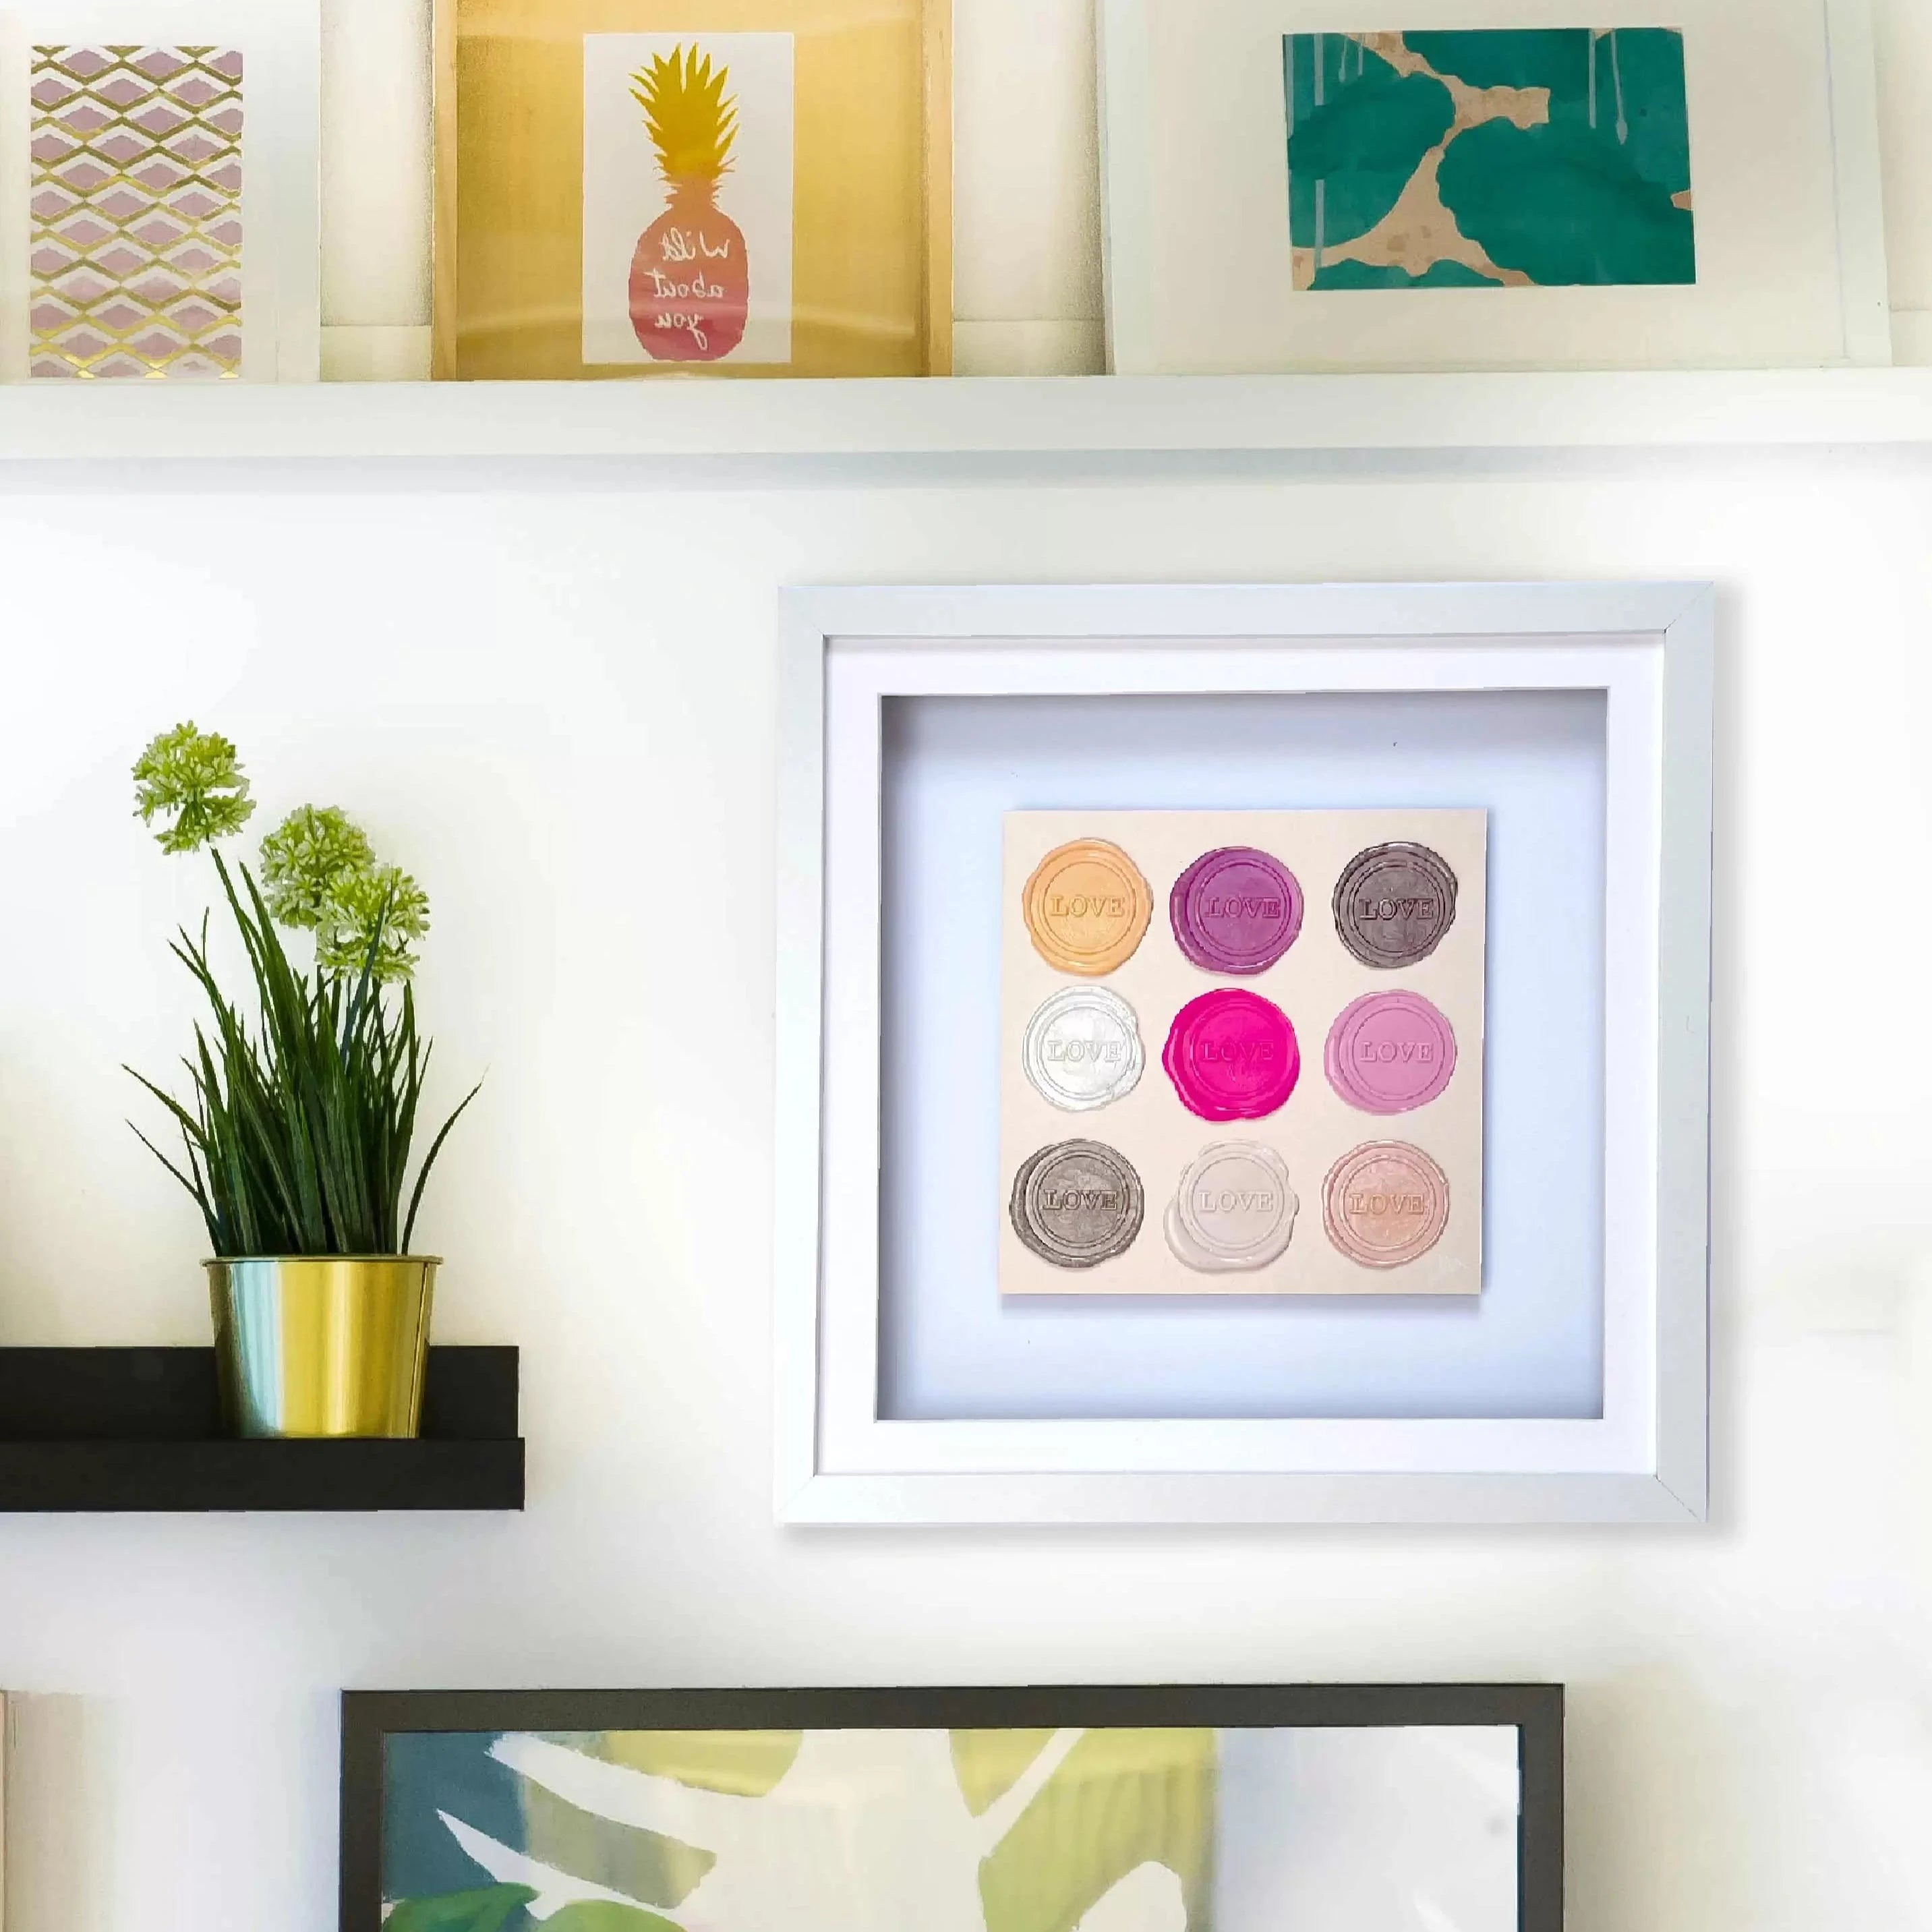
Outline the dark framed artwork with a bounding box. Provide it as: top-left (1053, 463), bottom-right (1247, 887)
top-left (341, 1682), bottom-right (1563, 1932)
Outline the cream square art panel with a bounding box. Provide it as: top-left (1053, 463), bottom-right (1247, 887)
top-left (999, 807), bottom-right (1488, 1298)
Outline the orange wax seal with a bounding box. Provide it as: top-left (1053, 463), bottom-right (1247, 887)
top-left (1022, 838), bottom-right (1152, 976)
top-left (1322, 1140), bottom-right (1451, 1269)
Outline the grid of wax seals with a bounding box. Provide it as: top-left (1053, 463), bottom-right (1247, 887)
top-left (1001, 813), bottom-right (1486, 1293)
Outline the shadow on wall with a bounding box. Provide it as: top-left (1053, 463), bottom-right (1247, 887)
top-left (1564, 1666), bottom-right (1752, 1932)
top-left (7, 1694), bottom-right (105, 1932)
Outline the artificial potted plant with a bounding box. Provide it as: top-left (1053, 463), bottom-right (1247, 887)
top-left (129, 725), bottom-right (478, 1439)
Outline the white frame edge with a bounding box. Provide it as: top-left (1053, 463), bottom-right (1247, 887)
top-left (773, 582), bottom-right (1714, 1526)
top-left (1651, 586), bottom-right (1715, 1520)
top-left (0, 1689), bottom-right (9, 1922)
top-left (1094, 0), bottom-right (1154, 376)
top-left (1823, 0), bottom-right (1894, 366)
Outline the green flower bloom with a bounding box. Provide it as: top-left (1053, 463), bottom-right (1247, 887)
top-left (318, 862), bottom-right (431, 984)
top-left (259, 805), bottom-right (376, 931)
top-left (132, 722), bottom-right (255, 853)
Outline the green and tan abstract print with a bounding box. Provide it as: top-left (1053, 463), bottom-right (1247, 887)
top-left (1283, 28), bottom-right (1694, 289)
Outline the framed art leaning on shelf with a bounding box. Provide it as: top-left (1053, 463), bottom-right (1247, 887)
top-left (343, 1682), bottom-right (1564, 1932)
top-left (431, 0), bottom-right (951, 379)
top-left (1096, 0), bottom-right (1890, 372)
top-left (0, 0), bottom-right (320, 380)
top-left (775, 581), bottom-right (1714, 1526)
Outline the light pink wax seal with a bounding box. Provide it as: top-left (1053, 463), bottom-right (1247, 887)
top-left (1324, 991), bottom-right (1457, 1114)
top-left (1322, 1140), bottom-right (1451, 1269)
top-left (1161, 988), bottom-right (1300, 1121)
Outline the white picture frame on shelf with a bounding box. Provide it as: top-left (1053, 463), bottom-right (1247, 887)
top-left (1096, 0), bottom-right (1890, 373)
top-left (0, 0), bottom-right (319, 380)
top-left (775, 581), bottom-right (1714, 1527)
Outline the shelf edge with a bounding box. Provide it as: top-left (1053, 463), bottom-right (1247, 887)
top-left (5, 369), bottom-right (1932, 462)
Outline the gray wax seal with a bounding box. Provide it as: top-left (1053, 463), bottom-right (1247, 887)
top-left (1021, 985), bottom-right (1145, 1111)
top-left (1333, 841), bottom-right (1459, 968)
top-left (1009, 1138), bottom-right (1145, 1268)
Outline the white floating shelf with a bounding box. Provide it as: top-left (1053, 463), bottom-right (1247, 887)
top-left (4, 369), bottom-right (1932, 463)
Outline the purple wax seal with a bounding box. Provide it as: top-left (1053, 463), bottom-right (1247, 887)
top-left (1169, 846), bottom-right (1304, 974)
top-left (1324, 990), bottom-right (1457, 1115)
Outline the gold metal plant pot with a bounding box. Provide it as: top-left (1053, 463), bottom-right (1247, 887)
top-left (207, 1256), bottom-right (439, 1438)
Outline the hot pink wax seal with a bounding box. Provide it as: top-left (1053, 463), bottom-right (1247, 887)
top-left (1324, 991), bottom-right (1457, 1115)
top-left (1161, 988), bottom-right (1300, 1121)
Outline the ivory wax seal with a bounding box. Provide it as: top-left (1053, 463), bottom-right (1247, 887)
top-left (1164, 1141), bottom-right (1299, 1272)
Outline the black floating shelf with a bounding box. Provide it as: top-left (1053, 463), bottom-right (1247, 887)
top-left (0, 1345), bottom-right (523, 1512)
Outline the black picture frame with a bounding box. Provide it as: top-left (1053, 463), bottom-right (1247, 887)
top-left (342, 1682), bottom-right (1563, 1932)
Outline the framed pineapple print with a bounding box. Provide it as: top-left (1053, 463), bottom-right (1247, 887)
top-left (432, 0), bottom-right (951, 378)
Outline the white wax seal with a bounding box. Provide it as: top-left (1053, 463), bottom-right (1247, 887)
top-left (1021, 985), bottom-right (1145, 1112)
top-left (1164, 1141), bottom-right (1298, 1272)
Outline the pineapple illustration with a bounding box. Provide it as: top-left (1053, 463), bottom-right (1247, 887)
top-left (627, 45), bottom-right (751, 361)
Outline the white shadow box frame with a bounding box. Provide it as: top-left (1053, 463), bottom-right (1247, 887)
top-left (775, 582), bottom-right (1713, 1526)
top-left (1097, 0), bottom-right (1889, 373)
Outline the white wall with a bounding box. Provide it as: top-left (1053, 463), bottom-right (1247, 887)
top-left (2, 451), bottom-right (1932, 1932)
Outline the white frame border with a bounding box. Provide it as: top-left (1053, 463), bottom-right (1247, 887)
top-left (775, 583), bottom-right (1713, 1525)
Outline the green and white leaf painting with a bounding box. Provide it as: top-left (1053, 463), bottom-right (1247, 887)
top-left (384, 1885), bottom-right (539, 1932)
top-left (959, 1729), bottom-right (1214, 1932)
top-left (380, 1723), bottom-right (1522, 1931)
top-left (384, 1728), bottom-right (1210, 1932)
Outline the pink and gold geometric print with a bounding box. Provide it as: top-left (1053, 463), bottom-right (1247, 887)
top-left (29, 46), bottom-right (243, 378)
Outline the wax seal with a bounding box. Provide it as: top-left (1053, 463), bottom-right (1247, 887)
top-left (1322, 1140), bottom-right (1451, 1268)
top-left (1009, 1138), bottom-right (1145, 1268)
top-left (1161, 989), bottom-right (1300, 1121)
top-left (1022, 838), bottom-right (1152, 976)
top-left (1021, 985), bottom-right (1144, 1111)
top-left (1164, 1140), bottom-right (1298, 1272)
top-left (1169, 846), bottom-right (1304, 974)
top-left (1324, 990), bottom-right (1457, 1114)
top-left (1332, 842), bottom-right (1459, 968)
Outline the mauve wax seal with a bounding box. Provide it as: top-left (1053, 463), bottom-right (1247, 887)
top-left (1333, 841), bottom-right (1459, 968)
top-left (1161, 988), bottom-right (1300, 1122)
top-left (1169, 846), bottom-right (1304, 974)
top-left (1009, 1138), bottom-right (1145, 1268)
top-left (1324, 990), bottom-right (1457, 1114)
top-left (1322, 1140), bottom-right (1451, 1269)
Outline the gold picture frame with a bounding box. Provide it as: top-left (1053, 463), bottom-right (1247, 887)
top-left (433, 0), bottom-right (951, 378)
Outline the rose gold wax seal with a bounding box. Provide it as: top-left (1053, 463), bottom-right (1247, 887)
top-left (1322, 1140), bottom-right (1451, 1269)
